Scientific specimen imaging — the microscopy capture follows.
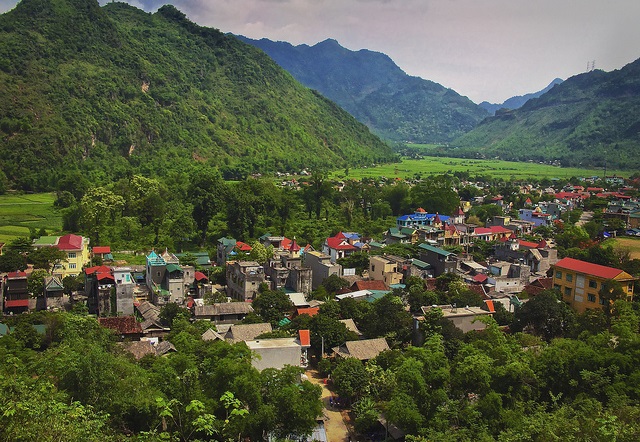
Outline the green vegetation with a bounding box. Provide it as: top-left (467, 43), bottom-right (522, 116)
top-left (332, 156), bottom-right (629, 181)
top-left (0, 193), bottom-right (61, 243)
top-left (453, 59), bottom-right (640, 170)
top-left (0, 0), bottom-right (394, 192)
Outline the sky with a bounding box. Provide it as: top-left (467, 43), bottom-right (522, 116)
top-left (1, 0), bottom-right (639, 103)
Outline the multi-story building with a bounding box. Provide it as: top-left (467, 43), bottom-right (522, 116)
top-left (226, 261), bottom-right (265, 301)
top-left (2, 271), bottom-right (30, 313)
top-left (418, 244), bottom-right (457, 276)
top-left (369, 255), bottom-right (407, 287)
top-left (303, 251), bottom-right (342, 290)
top-left (33, 234), bottom-right (91, 278)
top-left (552, 257), bottom-right (636, 313)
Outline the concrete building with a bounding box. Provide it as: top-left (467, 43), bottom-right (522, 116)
top-left (304, 251), bottom-right (342, 290)
top-left (369, 254), bottom-right (407, 287)
top-left (226, 261), bottom-right (265, 301)
top-left (418, 244), bottom-right (457, 276)
top-left (245, 330), bottom-right (311, 371)
top-left (113, 267), bottom-right (135, 316)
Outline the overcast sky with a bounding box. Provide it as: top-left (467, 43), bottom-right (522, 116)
top-left (2, 0), bottom-right (639, 103)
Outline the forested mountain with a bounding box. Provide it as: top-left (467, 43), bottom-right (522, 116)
top-left (238, 36), bottom-right (489, 144)
top-left (479, 78), bottom-right (564, 115)
top-left (453, 59), bottom-right (640, 170)
top-left (0, 0), bottom-right (394, 191)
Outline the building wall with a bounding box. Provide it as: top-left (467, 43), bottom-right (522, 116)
top-left (304, 252), bottom-right (341, 290)
top-left (248, 344), bottom-right (303, 371)
top-left (553, 269), bottom-right (635, 314)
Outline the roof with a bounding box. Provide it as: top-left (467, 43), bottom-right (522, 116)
top-left (6, 271), bottom-right (27, 279)
top-left (98, 316), bottom-right (142, 335)
top-left (236, 241), bottom-right (252, 252)
top-left (298, 329), bottom-right (311, 347)
top-left (44, 276), bottom-right (64, 292)
top-left (194, 302), bottom-right (254, 317)
top-left (225, 323), bottom-right (272, 343)
top-left (332, 338), bottom-right (390, 360)
top-left (194, 271), bottom-right (208, 281)
top-left (339, 318), bottom-right (362, 336)
top-left (473, 274), bottom-right (488, 283)
top-left (165, 263), bottom-right (182, 273)
top-left (554, 257), bottom-right (631, 280)
top-left (202, 328), bottom-right (226, 341)
top-left (474, 226), bottom-right (512, 235)
top-left (351, 280), bottom-right (389, 292)
top-left (120, 341), bottom-right (155, 360)
top-left (33, 235), bottom-right (59, 246)
top-left (287, 292), bottom-right (310, 307)
top-left (325, 236), bottom-right (358, 251)
top-left (418, 243), bottom-right (453, 256)
top-left (93, 246), bottom-right (111, 254)
top-left (57, 234), bottom-right (84, 251)
top-left (85, 265), bottom-right (112, 275)
top-left (155, 341), bottom-right (177, 356)
top-left (4, 299), bottom-right (30, 308)
top-left (146, 251), bottom-right (165, 266)
top-left (136, 301), bottom-right (160, 321)
top-left (296, 307), bottom-right (320, 317)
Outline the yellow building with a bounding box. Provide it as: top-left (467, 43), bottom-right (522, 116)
top-left (51, 234), bottom-right (90, 278)
top-left (368, 255), bottom-right (405, 287)
top-left (552, 257), bottom-right (636, 313)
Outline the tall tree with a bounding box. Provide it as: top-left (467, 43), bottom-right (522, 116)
top-left (188, 167), bottom-right (227, 245)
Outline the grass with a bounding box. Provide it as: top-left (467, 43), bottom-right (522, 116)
top-left (0, 192), bottom-right (62, 244)
top-left (334, 156), bottom-right (630, 181)
top-left (609, 237), bottom-right (640, 260)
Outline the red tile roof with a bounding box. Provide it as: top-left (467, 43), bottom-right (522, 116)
top-left (93, 246), bottom-right (111, 254)
top-left (475, 226), bottom-right (512, 235)
top-left (235, 241), bottom-right (252, 252)
top-left (7, 271), bottom-right (27, 279)
top-left (98, 316), bottom-right (142, 335)
top-left (194, 271), bottom-right (208, 281)
top-left (518, 239), bottom-right (540, 249)
top-left (554, 257), bottom-right (626, 280)
top-left (351, 280), bottom-right (388, 291)
top-left (57, 234), bottom-right (84, 251)
top-left (296, 307), bottom-right (320, 317)
top-left (473, 274), bottom-right (488, 283)
top-left (485, 300), bottom-right (495, 313)
top-left (85, 265), bottom-right (112, 275)
top-left (298, 329), bottom-right (311, 347)
top-left (326, 237), bottom-right (357, 251)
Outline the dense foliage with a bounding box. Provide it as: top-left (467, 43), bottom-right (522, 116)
top-left (453, 59), bottom-right (640, 170)
top-left (0, 0), bottom-right (394, 191)
top-left (239, 36), bottom-right (489, 144)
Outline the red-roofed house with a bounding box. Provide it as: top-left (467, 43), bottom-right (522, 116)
top-left (553, 257), bottom-right (637, 313)
top-left (473, 226), bottom-right (513, 242)
top-left (98, 316), bottom-right (143, 340)
top-left (3, 271), bottom-right (30, 313)
top-left (323, 234), bottom-right (358, 263)
top-left (235, 241), bottom-right (252, 253)
top-left (92, 246), bottom-right (112, 261)
top-left (296, 307), bottom-right (320, 317)
top-left (351, 279), bottom-right (390, 292)
top-left (53, 234), bottom-right (90, 278)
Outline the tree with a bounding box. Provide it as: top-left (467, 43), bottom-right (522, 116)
top-left (189, 167), bottom-right (227, 245)
top-left (337, 251), bottom-right (370, 276)
top-left (27, 268), bottom-right (49, 296)
top-left (159, 303), bottom-right (191, 327)
top-left (80, 187), bottom-right (125, 245)
top-left (321, 273), bottom-right (350, 295)
top-left (248, 241), bottom-right (272, 265)
top-left (0, 249), bottom-right (27, 272)
top-left (62, 274), bottom-right (84, 295)
top-left (252, 288), bottom-right (293, 325)
top-left (332, 357), bottom-right (369, 401)
top-left (29, 246), bottom-right (67, 273)
top-left (511, 290), bottom-right (576, 341)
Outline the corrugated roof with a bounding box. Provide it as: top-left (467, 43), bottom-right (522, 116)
top-left (554, 257), bottom-right (628, 280)
top-left (298, 329), bottom-right (311, 347)
top-left (57, 234), bottom-right (84, 251)
top-left (332, 338), bottom-right (389, 360)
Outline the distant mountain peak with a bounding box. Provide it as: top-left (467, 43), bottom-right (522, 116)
top-left (479, 78), bottom-right (564, 115)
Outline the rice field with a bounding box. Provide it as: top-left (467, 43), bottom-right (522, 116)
top-left (0, 192), bottom-right (62, 244)
top-left (336, 156), bottom-right (629, 181)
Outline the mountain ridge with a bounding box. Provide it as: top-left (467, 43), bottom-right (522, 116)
top-left (479, 78), bottom-right (564, 115)
top-left (238, 35), bottom-right (489, 143)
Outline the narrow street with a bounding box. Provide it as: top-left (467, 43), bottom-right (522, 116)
top-left (306, 369), bottom-right (352, 442)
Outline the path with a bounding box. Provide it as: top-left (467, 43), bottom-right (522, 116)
top-left (306, 369), bottom-right (352, 442)
top-left (576, 211), bottom-right (593, 226)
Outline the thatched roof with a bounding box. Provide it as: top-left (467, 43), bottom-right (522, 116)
top-left (225, 323), bottom-right (272, 343)
top-left (119, 341), bottom-right (155, 360)
top-left (332, 338), bottom-right (389, 360)
top-left (202, 328), bottom-right (225, 341)
top-left (339, 319), bottom-right (362, 336)
top-left (194, 302), bottom-right (253, 317)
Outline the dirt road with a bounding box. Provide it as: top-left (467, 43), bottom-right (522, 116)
top-left (306, 369), bottom-right (352, 442)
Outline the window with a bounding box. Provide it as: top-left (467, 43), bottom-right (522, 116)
top-left (555, 271), bottom-right (562, 279)
top-left (565, 273), bottom-right (573, 282)
top-left (69, 263), bottom-right (77, 269)
top-left (554, 284), bottom-right (561, 291)
top-left (371, 265), bottom-right (375, 272)
top-left (588, 293), bottom-right (596, 302)
top-left (68, 252), bottom-right (76, 259)
top-left (599, 296), bottom-right (606, 305)
top-left (588, 280), bottom-right (598, 289)
top-left (564, 287), bottom-right (572, 297)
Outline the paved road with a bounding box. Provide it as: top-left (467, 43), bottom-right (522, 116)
top-left (306, 369), bottom-right (352, 442)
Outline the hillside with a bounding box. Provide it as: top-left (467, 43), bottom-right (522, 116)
top-left (479, 78), bottom-right (563, 115)
top-left (238, 36), bottom-right (488, 144)
top-left (0, 0), bottom-right (394, 190)
top-left (453, 60), bottom-right (640, 170)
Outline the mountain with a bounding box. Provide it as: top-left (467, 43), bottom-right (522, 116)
top-left (479, 78), bottom-right (564, 115)
top-left (452, 60), bottom-right (640, 170)
top-left (237, 36), bottom-right (489, 144)
top-left (0, 0), bottom-right (394, 190)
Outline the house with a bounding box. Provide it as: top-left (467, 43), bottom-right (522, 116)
top-left (217, 237), bottom-right (237, 266)
top-left (193, 302), bottom-right (254, 323)
top-left (552, 257), bottom-right (637, 313)
top-left (518, 208), bottom-right (553, 227)
top-left (54, 234), bottom-right (90, 278)
top-left (523, 277), bottom-right (554, 297)
top-left (98, 316), bottom-right (143, 341)
top-left (145, 250), bottom-right (193, 305)
top-left (473, 226), bottom-right (513, 242)
top-left (36, 275), bottom-right (66, 311)
top-left (245, 330), bottom-right (311, 371)
top-left (494, 238), bottom-right (558, 274)
top-left (3, 271), bottom-right (30, 313)
top-left (384, 227), bottom-right (418, 245)
top-left (420, 304), bottom-right (495, 333)
top-left (92, 246), bottom-right (113, 262)
top-left (323, 233), bottom-right (358, 264)
top-left (332, 337), bottom-right (390, 361)
top-left (368, 254), bottom-right (408, 287)
top-left (304, 251), bottom-right (342, 290)
top-left (225, 261), bottom-right (265, 301)
top-left (224, 322), bottom-right (272, 344)
top-left (396, 208), bottom-right (451, 229)
top-left (113, 267), bottom-right (135, 316)
top-left (264, 247), bottom-right (312, 294)
top-left (84, 265), bottom-right (115, 315)
top-left (418, 244), bottom-right (457, 276)
top-left (339, 318), bottom-right (363, 337)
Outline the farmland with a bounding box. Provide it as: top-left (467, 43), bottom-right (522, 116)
top-left (334, 155), bottom-right (629, 181)
top-left (0, 192), bottom-right (62, 244)
top-left (610, 237), bottom-right (640, 260)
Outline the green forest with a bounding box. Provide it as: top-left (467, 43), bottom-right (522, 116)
top-left (0, 0), bottom-right (394, 192)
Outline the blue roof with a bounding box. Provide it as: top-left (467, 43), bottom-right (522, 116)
top-left (147, 251), bottom-right (165, 266)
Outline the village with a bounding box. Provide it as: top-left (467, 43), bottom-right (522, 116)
top-left (1, 174), bottom-right (640, 440)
